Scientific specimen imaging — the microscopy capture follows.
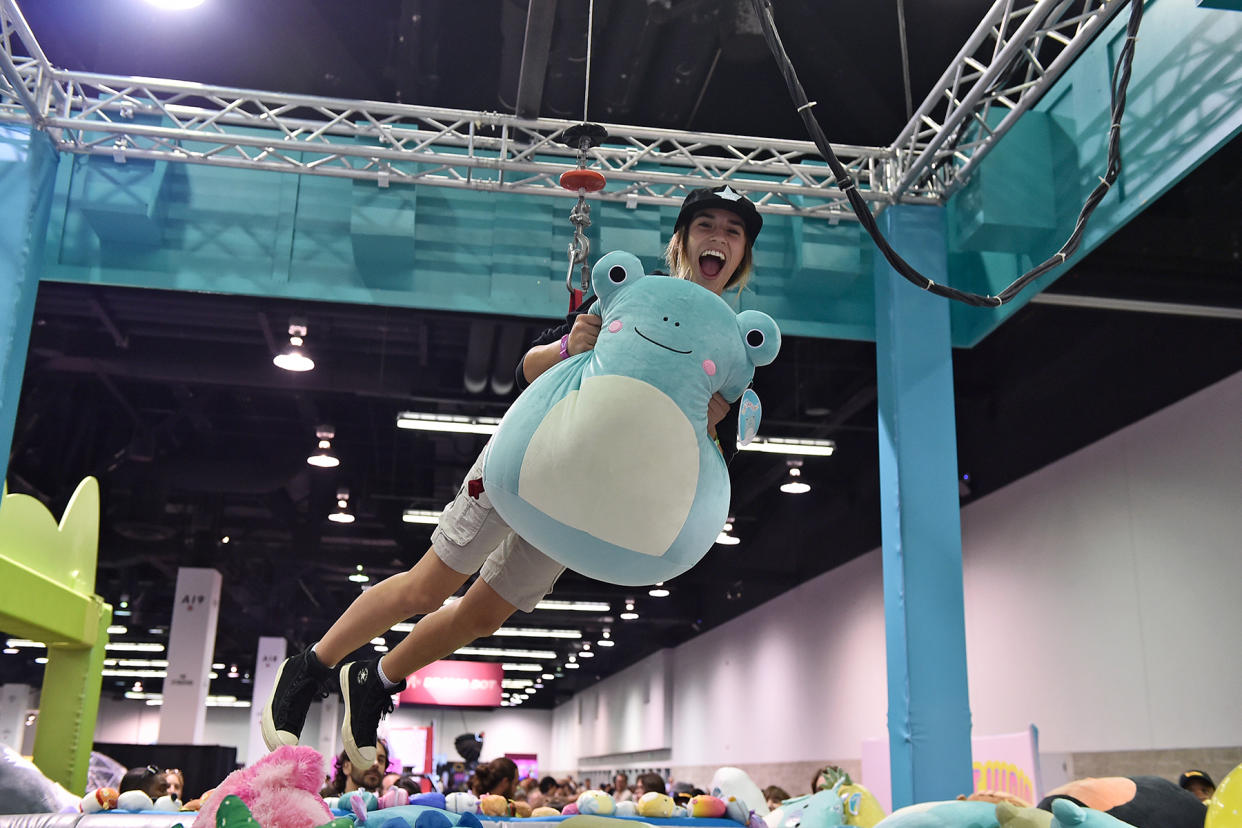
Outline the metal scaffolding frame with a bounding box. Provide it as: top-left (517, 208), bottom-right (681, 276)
top-left (1, 0), bottom-right (1126, 221)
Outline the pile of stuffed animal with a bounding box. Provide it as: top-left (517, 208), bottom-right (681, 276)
top-left (12, 746), bottom-right (1237, 828)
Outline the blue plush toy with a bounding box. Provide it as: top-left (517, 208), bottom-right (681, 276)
top-left (483, 250), bottom-right (780, 585)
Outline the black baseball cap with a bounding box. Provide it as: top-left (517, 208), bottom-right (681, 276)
top-left (674, 184), bottom-right (763, 243)
top-left (1179, 770), bottom-right (1215, 789)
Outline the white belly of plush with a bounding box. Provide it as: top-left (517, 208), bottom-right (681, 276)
top-left (519, 375), bottom-right (699, 557)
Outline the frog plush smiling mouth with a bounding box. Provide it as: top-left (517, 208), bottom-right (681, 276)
top-left (484, 250), bottom-right (781, 586)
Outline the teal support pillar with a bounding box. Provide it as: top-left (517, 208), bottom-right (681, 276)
top-left (0, 127), bottom-right (59, 487)
top-left (873, 204), bottom-right (973, 808)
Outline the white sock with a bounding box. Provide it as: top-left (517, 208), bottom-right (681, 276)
top-left (376, 657), bottom-right (400, 689)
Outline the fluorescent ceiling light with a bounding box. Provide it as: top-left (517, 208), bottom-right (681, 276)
top-left (370, 637), bottom-right (386, 646)
top-left (619, 611), bottom-right (639, 620)
top-left (396, 412), bottom-right (502, 435)
top-left (329, 511), bottom-right (356, 524)
top-left (107, 626), bottom-right (128, 635)
top-left (456, 647), bottom-right (556, 659)
top-left (402, 509), bottom-right (441, 524)
top-left (501, 679), bottom-right (534, 689)
top-left (104, 659), bottom-right (169, 667)
top-left (493, 627), bottom-right (581, 639)
top-left (534, 599), bottom-right (610, 612)
top-left (102, 668), bottom-right (167, 678)
top-left (106, 642), bottom-right (165, 652)
top-left (564, 661), bottom-right (580, 669)
top-left (740, 436), bottom-right (835, 456)
top-left (5, 640), bottom-right (44, 649)
top-left (390, 622), bottom-right (414, 633)
top-left (502, 663), bottom-right (543, 672)
top-left (715, 532), bottom-right (741, 545)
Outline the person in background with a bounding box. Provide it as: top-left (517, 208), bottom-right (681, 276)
top-left (470, 757), bottom-right (519, 798)
top-left (332, 739), bottom-right (389, 794)
top-left (613, 772), bottom-right (632, 802)
top-left (763, 785), bottom-right (790, 812)
top-left (118, 765), bottom-right (169, 800)
top-left (381, 772), bottom-right (401, 794)
top-left (1178, 769), bottom-right (1216, 802)
top-left (163, 769), bottom-right (184, 800)
top-left (632, 772), bottom-right (666, 798)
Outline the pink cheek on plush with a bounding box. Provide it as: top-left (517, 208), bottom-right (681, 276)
top-left (608, 320), bottom-right (623, 333)
top-left (702, 359), bottom-right (717, 376)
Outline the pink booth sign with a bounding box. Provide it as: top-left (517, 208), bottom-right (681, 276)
top-left (397, 660), bottom-right (503, 707)
top-left (861, 725), bottom-right (1041, 813)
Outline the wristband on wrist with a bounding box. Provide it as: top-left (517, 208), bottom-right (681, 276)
top-left (559, 334), bottom-right (570, 360)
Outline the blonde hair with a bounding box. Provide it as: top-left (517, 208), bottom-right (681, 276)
top-left (663, 227), bottom-right (755, 294)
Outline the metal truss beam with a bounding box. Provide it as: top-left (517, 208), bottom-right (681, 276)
top-left (889, 0), bottom-right (1129, 200)
top-left (2, 0), bottom-right (1130, 218)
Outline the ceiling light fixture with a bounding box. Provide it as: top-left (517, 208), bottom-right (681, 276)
top-left (534, 599), bottom-right (611, 612)
top-left (396, 412), bottom-right (501, 435)
top-left (502, 663), bottom-right (543, 672)
top-left (501, 678), bottom-right (534, 689)
top-left (402, 509), bottom-right (441, 524)
top-left (619, 600), bottom-right (639, 621)
top-left (273, 317), bottom-right (315, 372)
top-left (144, 0), bottom-right (207, 10)
top-left (329, 488), bottom-right (356, 524)
top-left (716, 518), bottom-right (741, 546)
top-left (493, 627), bottom-right (581, 639)
top-left (456, 646), bottom-right (556, 659)
top-left (348, 565), bottom-right (370, 583)
top-left (307, 425), bottom-right (340, 468)
top-left (739, 436), bottom-right (835, 456)
top-left (780, 461), bottom-right (811, 494)
top-left (596, 629), bottom-right (614, 647)
top-left (648, 582), bottom-right (670, 598)
top-left (106, 625), bottom-right (128, 635)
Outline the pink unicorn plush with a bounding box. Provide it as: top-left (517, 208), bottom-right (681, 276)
top-left (192, 746), bottom-right (332, 828)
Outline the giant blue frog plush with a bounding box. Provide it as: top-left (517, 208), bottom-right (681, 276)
top-left (482, 250), bottom-right (780, 585)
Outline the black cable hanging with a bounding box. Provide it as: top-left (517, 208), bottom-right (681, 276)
top-left (749, 0), bottom-right (1145, 308)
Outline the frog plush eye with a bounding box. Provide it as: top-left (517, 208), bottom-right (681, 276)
top-left (591, 250), bottom-right (645, 309)
top-left (736, 309), bottom-right (781, 367)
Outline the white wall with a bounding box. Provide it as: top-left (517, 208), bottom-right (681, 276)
top-left (551, 370), bottom-right (1242, 768)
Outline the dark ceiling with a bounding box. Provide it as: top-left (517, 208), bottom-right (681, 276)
top-left (5, 0), bottom-right (1241, 711)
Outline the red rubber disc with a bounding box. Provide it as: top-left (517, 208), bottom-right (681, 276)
top-left (559, 169), bottom-right (607, 192)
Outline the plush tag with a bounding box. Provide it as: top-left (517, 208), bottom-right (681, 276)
top-left (738, 388), bottom-right (761, 447)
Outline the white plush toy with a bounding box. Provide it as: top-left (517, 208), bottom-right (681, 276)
top-left (153, 794), bottom-right (181, 812)
top-left (615, 800), bottom-right (638, 817)
top-left (445, 791), bottom-right (481, 814)
top-left (712, 766), bottom-right (770, 817)
top-left (116, 789), bottom-right (154, 811)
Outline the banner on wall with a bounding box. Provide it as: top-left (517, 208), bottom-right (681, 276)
top-left (397, 660), bottom-right (503, 707)
top-left (861, 725), bottom-right (1041, 813)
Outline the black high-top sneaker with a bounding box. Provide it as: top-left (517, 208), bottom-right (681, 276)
top-left (339, 659), bottom-right (405, 769)
top-left (260, 648), bottom-right (332, 751)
